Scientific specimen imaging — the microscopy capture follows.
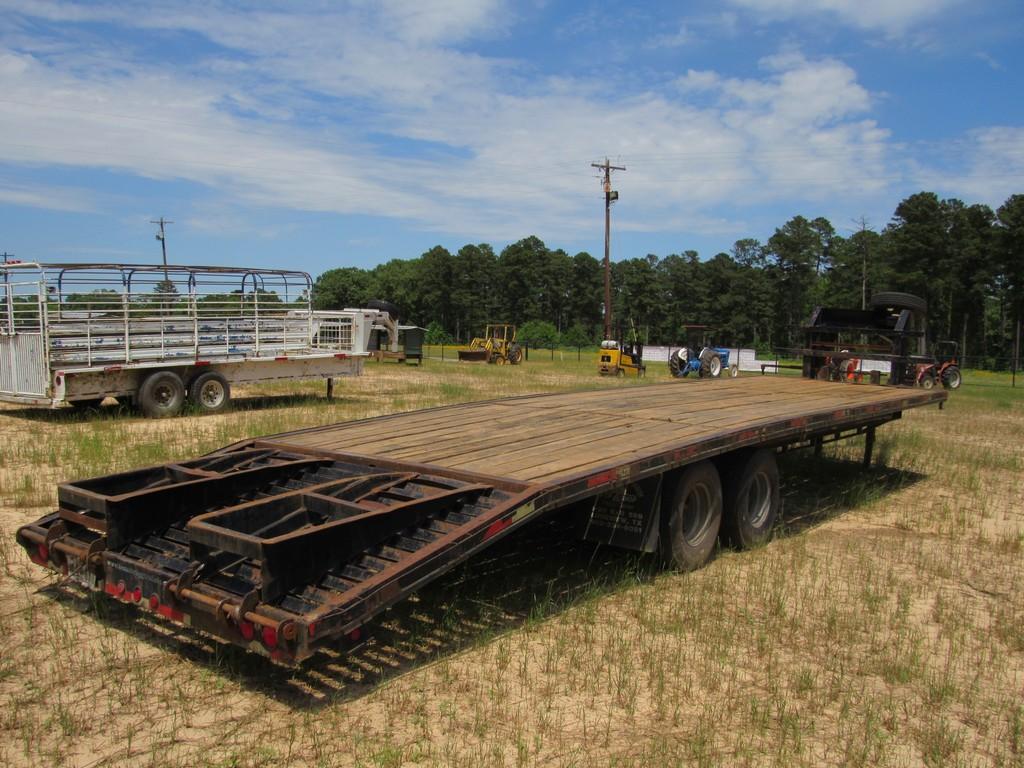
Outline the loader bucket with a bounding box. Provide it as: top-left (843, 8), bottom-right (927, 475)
top-left (458, 349), bottom-right (490, 362)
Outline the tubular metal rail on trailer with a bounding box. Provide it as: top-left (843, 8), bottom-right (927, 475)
top-left (16, 378), bottom-right (946, 662)
top-left (0, 262), bottom-right (393, 411)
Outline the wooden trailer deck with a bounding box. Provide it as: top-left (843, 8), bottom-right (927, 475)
top-left (265, 377), bottom-right (946, 484)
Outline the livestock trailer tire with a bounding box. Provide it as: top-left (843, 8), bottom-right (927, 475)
top-left (138, 371), bottom-right (185, 418)
top-left (869, 291), bottom-right (927, 314)
top-left (943, 366), bottom-right (962, 390)
top-left (721, 449), bottom-right (780, 549)
top-left (660, 461), bottom-right (723, 571)
top-left (189, 371), bottom-right (231, 413)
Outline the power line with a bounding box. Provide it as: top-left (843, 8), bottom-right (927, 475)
top-left (591, 158), bottom-right (625, 341)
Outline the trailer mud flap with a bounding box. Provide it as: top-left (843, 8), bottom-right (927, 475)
top-left (578, 475), bottom-right (662, 553)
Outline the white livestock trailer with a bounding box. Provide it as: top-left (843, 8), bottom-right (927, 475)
top-left (0, 262), bottom-right (396, 417)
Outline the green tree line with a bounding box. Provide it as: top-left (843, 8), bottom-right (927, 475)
top-left (313, 191), bottom-right (1024, 360)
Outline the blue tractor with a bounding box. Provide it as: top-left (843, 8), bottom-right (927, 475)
top-left (668, 325), bottom-right (738, 379)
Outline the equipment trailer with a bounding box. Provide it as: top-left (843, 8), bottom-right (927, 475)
top-left (15, 377), bottom-right (945, 663)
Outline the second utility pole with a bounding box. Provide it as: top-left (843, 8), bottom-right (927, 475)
top-left (592, 158), bottom-right (625, 341)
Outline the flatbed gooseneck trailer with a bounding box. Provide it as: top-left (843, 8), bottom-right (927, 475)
top-left (16, 377), bottom-right (945, 663)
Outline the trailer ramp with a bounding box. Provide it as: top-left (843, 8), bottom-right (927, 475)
top-left (17, 444), bottom-right (538, 662)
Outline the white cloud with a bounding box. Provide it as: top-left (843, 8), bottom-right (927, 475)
top-left (729, 0), bottom-right (963, 35)
top-left (914, 127), bottom-right (1024, 206)
top-left (0, 179), bottom-right (96, 212)
top-left (0, 2), bottom-right (899, 242)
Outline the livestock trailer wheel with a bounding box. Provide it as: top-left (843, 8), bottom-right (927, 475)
top-left (722, 449), bottom-right (780, 549)
top-left (138, 371), bottom-right (185, 418)
top-left (943, 366), bottom-right (962, 390)
top-left (660, 461), bottom-right (723, 571)
top-left (190, 371), bottom-right (231, 413)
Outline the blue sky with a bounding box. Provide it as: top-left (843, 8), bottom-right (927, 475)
top-left (0, 0), bottom-right (1021, 275)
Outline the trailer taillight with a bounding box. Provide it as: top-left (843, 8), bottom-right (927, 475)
top-left (149, 594), bottom-right (159, 610)
top-left (131, 587), bottom-right (142, 603)
top-left (261, 626), bottom-right (278, 649)
top-left (239, 620), bottom-right (255, 641)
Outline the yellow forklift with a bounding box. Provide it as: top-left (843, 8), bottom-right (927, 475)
top-left (597, 321), bottom-right (645, 377)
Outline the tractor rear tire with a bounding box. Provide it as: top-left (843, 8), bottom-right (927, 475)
top-left (942, 366), bottom-right (962, 389)
top-left (722, 449), bottom-right (780, 549)
top-left (668, 349), bottom-right (684, 378)
top-left (660, 461), bottom-right (722, 571)
top-left (138, 371), bottom-right (185, 419)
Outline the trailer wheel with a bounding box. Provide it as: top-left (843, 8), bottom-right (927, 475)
top-left (189, 371), bottom-right (231, 413)
top-left (722, 449), bottom-right (780, 549)
top-left (660, 461), bottom-right (722, 571)
top-left (138, 371), bottom-right (185, 418)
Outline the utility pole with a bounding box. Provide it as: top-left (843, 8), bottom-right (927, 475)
top-left (592, 158), bottom-right (625, 340)
top-left (1, 252), bottom-right (13, 264)
top-left (853, 216), bottom-right (870, 310)
top-left (151, 217), bottom-right (173, 283)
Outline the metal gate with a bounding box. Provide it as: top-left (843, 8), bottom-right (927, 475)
top-left (1, 278), bottom-right (49, 398)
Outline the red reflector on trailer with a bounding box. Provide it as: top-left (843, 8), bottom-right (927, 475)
top-left (275, 356), bottom-right (288, 361)
top-left (156, 604), bottom-right (184, 621)
top-left (261, 626), bottom-right (278, 648)
top-left (132, 587), bottom-right (142, 603)
top-left (348, 627), bottom-right (361, 642)
top-left (194, 360), bottom-right (210, 366)
top-left (239, 620), bottom-right (254, 640)
top-left (335, 353), bottom-right (348, 359)
top-left (37, 543), bottom-right (49, 562)
top-left (307, 622), bottom-right (316, 638)
top-left (103, 365), bottom-right (123, 373)
top-left (149, 594), bottom-right (159, 610)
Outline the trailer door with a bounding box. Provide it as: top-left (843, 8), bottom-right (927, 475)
top-left (0, 278), bottom-right (49, 399)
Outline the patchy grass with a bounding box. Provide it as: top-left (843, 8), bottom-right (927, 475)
top-left (0, 361), bottom-right (1021, 767)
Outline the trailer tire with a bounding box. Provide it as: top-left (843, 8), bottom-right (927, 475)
top-left (869, 292), bottom-right (927, 314)
top-left (138, 371), bottom-right (185, 418)
top-left (721, 449), bottom-right (780, 549)
top-left (189, 371), bottom-right (231, 413)
top-left (660, 461), bottom-right (722, 571)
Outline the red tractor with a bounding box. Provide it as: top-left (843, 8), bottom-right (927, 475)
top-left (915, 340), bottom-right (962, 390)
